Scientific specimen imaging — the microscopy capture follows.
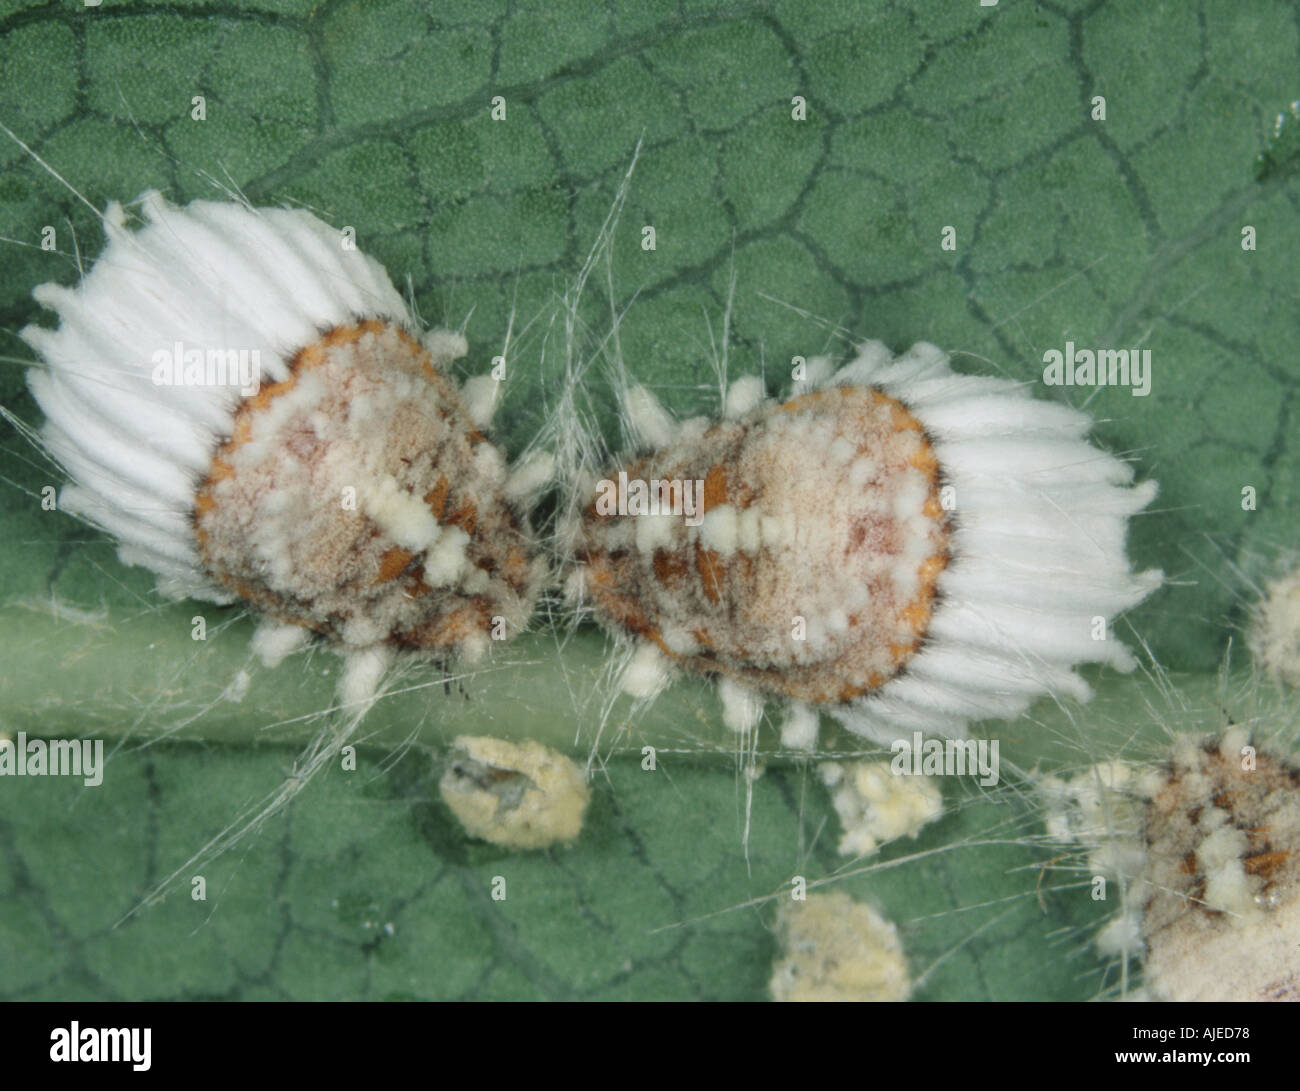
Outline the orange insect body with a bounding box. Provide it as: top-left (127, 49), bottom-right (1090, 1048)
top-left (195, 320), bottom-right (541, 654)
top-left (578, 385), bottom-right (951, 703)
top-left (569, 340), bottom-right (1162, 746)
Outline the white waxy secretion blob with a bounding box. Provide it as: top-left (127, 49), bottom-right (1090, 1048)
top-left (439, 735), bottom-right (591, 850)
top-left (21, 192), bottom-right (549, 688)
top-left (819, 759), bottom-right (943, 857)
top-left (571, 342), bottom-right (1162, 747)
top-left (769, 891), bottom-right (911, 1003)
top-left (1250, 564), bottom-right (1300, 687)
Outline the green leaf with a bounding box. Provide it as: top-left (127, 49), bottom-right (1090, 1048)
top-left (1, 0), bottom-right (1297, 1001)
